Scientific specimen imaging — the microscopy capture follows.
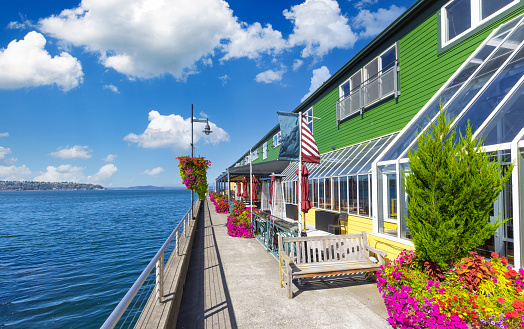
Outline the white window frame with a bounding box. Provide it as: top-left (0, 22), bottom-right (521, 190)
top-left (273, 131), bottom-right (281, 147)
top-left (303, 107), bottom-right (314, 134)
top-left (252, 149), bottom-right (259, 160)
top-left (339, 78), bottom-right (351, 99)
top-left (441, 0), bottom-right (519, 47)
top-left (263, 142), bottom-right (268, 159)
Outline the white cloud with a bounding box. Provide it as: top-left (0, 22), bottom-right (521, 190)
top-left (354, 0), bottom-right (378, 10)
top-left (255, 69), bottom-right (285, 84)
top-left (34, 163), bottom-right (117, 185)
top-left (302, 66), bottom-right (331, 102)
top-left (218, 74), bottom-right (230, 86)
top-left (103, 84), bottom-right (120, 94)
top-left (142, 167), bottom-right (164, 176)
top-left (0, 31), bottom-right (83, 91)
top-left (284, 0), bottom-right (358, 58)
top-left (199, 111), bottom-right (208, 118)
top-left (0, 165), bottom-right (31, 181)
top-left (0, 132), bottom-right (9, 137)
top-left (292, 59), bottom-right (304, 71)
top-left (7, 21), bottom-right (26, 30)
top-left (353, 5), bottom-right (406, 38)
top-left (50, 145), bottom-right (92, 159)
top-left (104, 154), bottom-right (117, 162)
top-left (88, 164), bottom-right (118, 185)
top-left (38, 0), bottom-right (287, 80)
top-left (221, 22), bottom-right (286, 61)
top-left (124, 110), bottom-right (229, 150)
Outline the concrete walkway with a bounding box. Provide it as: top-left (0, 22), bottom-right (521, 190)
top-left (176, 199), bottom-right (391, 329)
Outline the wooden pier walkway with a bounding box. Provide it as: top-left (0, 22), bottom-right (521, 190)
top-left (175, 198), bottom-right (390, 329)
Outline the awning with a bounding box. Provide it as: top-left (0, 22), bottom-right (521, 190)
top-left (228, 160), bottom-right (290, 178)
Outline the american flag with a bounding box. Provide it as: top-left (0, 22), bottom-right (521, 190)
top-left (301, 115), bottom-right (320, 163)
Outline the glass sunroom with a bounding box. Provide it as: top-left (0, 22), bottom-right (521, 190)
top-left (373, 14), bottom-right (524, 268)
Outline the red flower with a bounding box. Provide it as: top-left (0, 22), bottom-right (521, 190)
top-left (512, 299), bottom-right (524, 312)
top-left (517, 286), bottom-right (523, 293)
top-left (501, 256), bottom-right (508, 265)
top-left (491, 252), bottom-right (499, 258)
top-left (506, 310), bottom-right (519, 318)
top-left (497, 297), bottom-right (505, 304)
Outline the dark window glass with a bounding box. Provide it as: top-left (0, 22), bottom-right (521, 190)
top-left (482, 0), bottom-right (513, 20)
top-left (446, 0), bottom-right (471, 40)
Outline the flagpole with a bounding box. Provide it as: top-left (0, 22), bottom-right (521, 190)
top-left (250, 148), bottom-right (253, 223)
top-left (298, 114), bottom-right (303, 236)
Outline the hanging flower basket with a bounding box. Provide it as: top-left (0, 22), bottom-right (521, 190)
top-left (176, 156), bottom-right (211, 200)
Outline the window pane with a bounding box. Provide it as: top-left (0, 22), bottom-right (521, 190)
top-left (340, 80), bottom-right (350, 98)
top-left (325, 178), bottom-right (332, 210)
top-left (482, 0), bottom-right (514, 20)
top-left (319, 178), bottom-right (325, 208)
top-left (333, 178), bottom-right (340, 211)
top-left (386, 173), bottom-right (397, 220)
top-left (381, 47), bottom-right (396, 71)
top-left (350, 71), bottom-right (361, 91)
top-left (365, 59), bottom-right (379, 80)
top-left (358, 175), bottom-right (370, 216)
top-left (340, 177), bottom-right (348, 212)
top-left (445, 0), bottom-right (471, 41)
top-left (348, 176), bottom-right (357, 214)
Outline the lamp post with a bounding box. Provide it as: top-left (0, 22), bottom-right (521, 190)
top-left (190, 104), bottom-right (213, 219)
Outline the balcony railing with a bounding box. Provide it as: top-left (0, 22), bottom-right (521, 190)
top-left (336, 62), bottom-right (399, 123)
top-left (252, 212), bottom-right (298, 257)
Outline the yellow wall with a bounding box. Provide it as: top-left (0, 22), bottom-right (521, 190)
top-left (302, 210), bottom-right (414, 263)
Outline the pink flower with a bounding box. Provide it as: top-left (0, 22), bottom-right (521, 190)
top-left (497, 297), bottom-right (505, 304)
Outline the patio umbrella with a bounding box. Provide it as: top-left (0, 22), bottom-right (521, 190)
top-left (236, 181), bottom-right (241, 197)
top-left (242, 177), bottom-right (248, 198)
top-left (296, 165), bottom-right (312, 213)
top-left (251, 176), bottom-right (259, 201)
top-left (269, 176), bottom-right (275, 205)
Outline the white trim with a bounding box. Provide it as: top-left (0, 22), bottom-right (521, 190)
top-left (374, 22), bottom-right (511, 167)
top-left (369, 232), bottom-right (415, 247)
top-left (440, 0), bottom-right (519, 47)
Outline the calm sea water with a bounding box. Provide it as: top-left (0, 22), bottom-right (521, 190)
top-left (0, 189), bottom-right (191, 328)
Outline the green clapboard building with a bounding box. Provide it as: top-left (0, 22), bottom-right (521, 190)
top-left (215, 0), bottom-right (524, 268)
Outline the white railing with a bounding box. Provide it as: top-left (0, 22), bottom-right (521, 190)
top-left (337, 62), bottom-right (398, 123)
top-left (101, 200), bottom-right (199, 329)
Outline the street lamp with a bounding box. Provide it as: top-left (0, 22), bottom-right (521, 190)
top-left (190, 104), bottom-right (212, 218)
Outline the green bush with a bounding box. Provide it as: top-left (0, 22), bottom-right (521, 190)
top-left (404, 111), bottom-right (513, 270)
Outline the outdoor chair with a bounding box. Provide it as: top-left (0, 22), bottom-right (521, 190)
top-left (328, 212), bottom-right (347, 235)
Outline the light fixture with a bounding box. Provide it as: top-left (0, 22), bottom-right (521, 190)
top-left (203, 119), bottom-right (213, 135)
top-left (332, 145), bottom-right (336, 150)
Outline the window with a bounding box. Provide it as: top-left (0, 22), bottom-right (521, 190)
top-left (337, 44), bottom-right (397, 121)
top-left (303, 107), bottom-right (313, 134)
top-left (263, 142), bottom-right (267, 159)
top-left (252, 149), bottom-right (259, 160)
top-left (441, 0), bottom-right (518, 45)
top-left (273, 131), bottom-right (281, 147)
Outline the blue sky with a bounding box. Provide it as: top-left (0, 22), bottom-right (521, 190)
top-left (0, 0), bottom-right (415, 187)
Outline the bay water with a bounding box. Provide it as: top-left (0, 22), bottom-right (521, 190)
top-left (0, 189), bottom-right (191, 328)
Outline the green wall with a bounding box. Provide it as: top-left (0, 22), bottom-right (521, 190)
top-left (312, 7), bottom-right (524, 154)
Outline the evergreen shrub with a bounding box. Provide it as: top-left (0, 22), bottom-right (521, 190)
top-left (404, 111), bottom-right (513, 271)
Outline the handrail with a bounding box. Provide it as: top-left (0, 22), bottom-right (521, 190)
top-left (100, 200), bottom-right (197, 329)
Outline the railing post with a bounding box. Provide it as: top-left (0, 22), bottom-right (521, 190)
top-left (176, 230), bottom-right (179, 255)
top-left (155, 252), bottom-right (164, 303)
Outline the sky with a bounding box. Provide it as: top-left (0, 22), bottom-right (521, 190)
top-left (0, 0), bottom-right (416, 188)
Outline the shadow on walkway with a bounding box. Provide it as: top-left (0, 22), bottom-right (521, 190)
top-left (176, 200), bottom-right (238, 329)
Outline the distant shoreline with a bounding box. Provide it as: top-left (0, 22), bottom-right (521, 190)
top-left (0, 181), bottom-right (187, 191)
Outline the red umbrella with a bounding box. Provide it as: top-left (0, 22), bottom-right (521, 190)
top-left (241, 177), bottom-right (248, 198)
top-left (236, 181), bottom-right (241, 197)
top-left (251, 176), bottom-right (258, 201)
top-left (296, 165), bottom-right (312, 213)
top-left (269, 176), bottom-right (275, 205)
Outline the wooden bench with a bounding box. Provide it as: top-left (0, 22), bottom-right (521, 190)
top-left (278, 231), bottom-right (387, 299)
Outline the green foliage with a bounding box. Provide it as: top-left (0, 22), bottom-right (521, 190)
top-left (176, 156), bottom-right (211, 200)
top-left (404, 111), bottom-right (513, 270)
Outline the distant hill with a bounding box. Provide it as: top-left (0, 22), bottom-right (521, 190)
top-left (108, 186), bottom-right (186, 191)
top-left (0, 180), bottom-right (105, 191)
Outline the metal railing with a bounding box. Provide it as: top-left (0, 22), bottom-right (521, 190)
top-left (252, 212), bottom-right (298, 257)
top-left (101, 200), bottom-right (199, 329)
top-left (336, 62), bottom-right (398, 123)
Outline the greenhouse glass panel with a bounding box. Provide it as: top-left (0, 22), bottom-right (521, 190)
top-left (346, 139), bottom-right (379, 174)
top-left (358, 134), bottom-right (397, 173)
top-left (321, 147), bottom-right (354, 177)
top-left (480, 80), bottom-right (524, 145)
top-left (319, 178), bottom-right (325, 208)
top-left (358, 175), bottom-right (370, 216)
top-left (348, 176), bottom-right (358, 215)
top-left (340, 176), bottom-right (348, 212)
top-left (379, 21), bottom-right (515, 161)
top-left (333, 177), bottom-right (340, 211)
top-left (453, 45), bottom-right (524, 143)
top-left (336, 144), bottom-right (368, 175)
top-left (408, 24), bottom-right (524, 155)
